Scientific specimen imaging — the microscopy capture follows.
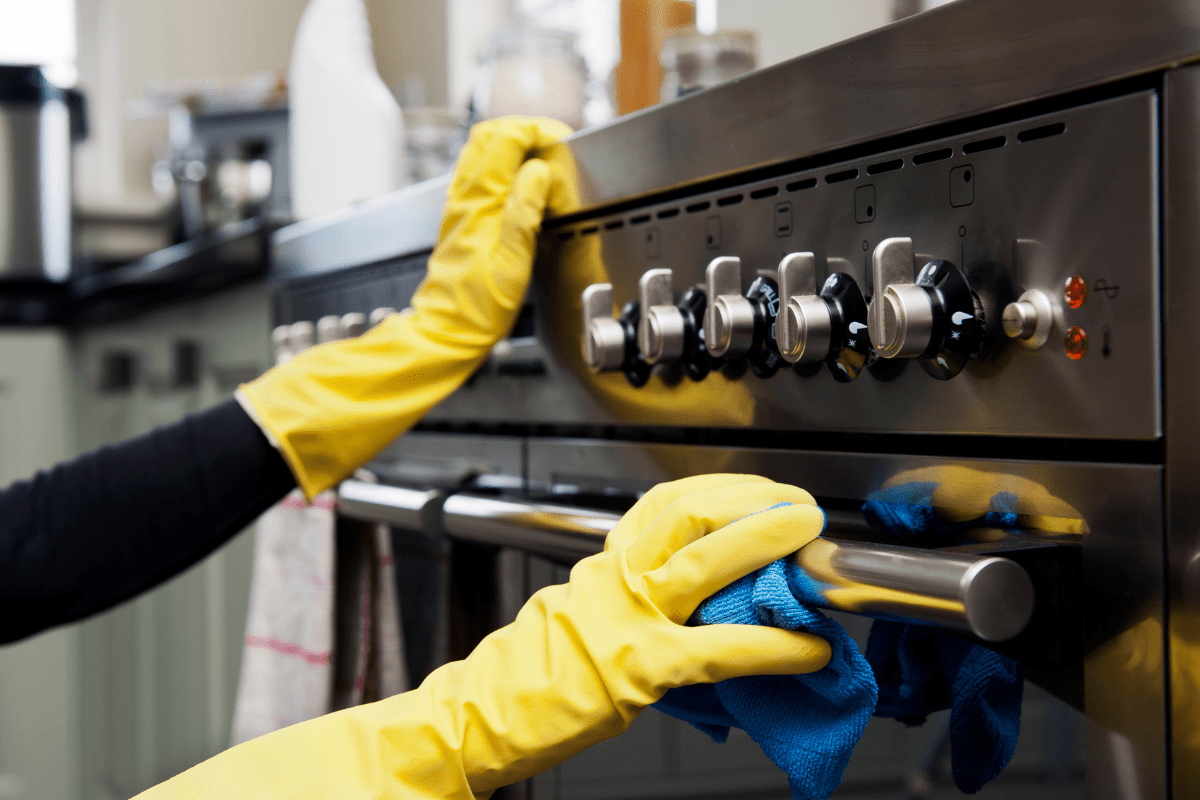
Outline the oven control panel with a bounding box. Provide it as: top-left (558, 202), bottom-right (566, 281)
top-left (582, 236), bottom-right (993, 386)
top-left (429, 89), bottom-right (1158, 440)
top-left (277, 90), bottom-right (1162, 441)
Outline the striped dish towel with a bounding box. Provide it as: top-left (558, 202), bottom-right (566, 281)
top-left (230, 489), bottom-right (336, 744)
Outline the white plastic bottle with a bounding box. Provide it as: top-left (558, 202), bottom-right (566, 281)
top-left (289, 0), bottom-right (407, 220)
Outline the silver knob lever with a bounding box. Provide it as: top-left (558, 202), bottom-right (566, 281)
top-left (704, 256), bottom-right (757, 358)
top-left (581, 284), bottom-right (627, 372)
top-left (777, 252), bottom-right (834, 364)
top-left (638, 269), bottom-right (686, 364)
top-left (868, 237), bottom-right (936, 359)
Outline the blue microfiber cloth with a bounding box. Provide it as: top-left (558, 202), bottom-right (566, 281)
top-left (861, 485), bottom-right (1024, 794)
top-left (860, 482), bottom-right (1020, 543)
top-left (865, 621), bottom-right (1023, 794)
top-left (653, 507), bottom-right (878, 800)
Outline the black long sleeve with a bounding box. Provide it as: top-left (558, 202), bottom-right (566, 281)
top-left (0, 398), bottom-right (296, 644)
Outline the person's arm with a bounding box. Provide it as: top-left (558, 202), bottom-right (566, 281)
top-left (237, 116), bottom-right (572, 499)
top-left (0, 116), bottom-right (569, 644)
top-left (138, 475), bottom-right (832, 800)
top-left (0, 398), bottom-right (295, 644)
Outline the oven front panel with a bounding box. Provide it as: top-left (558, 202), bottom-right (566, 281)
top-left (426, 90), bottom-right (1160, 440)
top-left (367, 431), bottom-right (1164, 799)
top-left (524, 438), bottom-right (1164, 800)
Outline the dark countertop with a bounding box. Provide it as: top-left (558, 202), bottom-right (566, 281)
top-left (0, 217), bottom-right (269, 327)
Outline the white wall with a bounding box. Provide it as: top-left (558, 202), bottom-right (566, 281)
top-left (74, 0), bottom-right (448, 206)
top-left (716, 0), bottom-right (894, 69)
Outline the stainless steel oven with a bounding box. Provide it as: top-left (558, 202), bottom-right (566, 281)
top-left (268, 1), bottom-right (1200, 797)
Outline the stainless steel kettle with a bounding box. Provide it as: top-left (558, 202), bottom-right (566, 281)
top-left (0, 65), bottom-right (86, 282)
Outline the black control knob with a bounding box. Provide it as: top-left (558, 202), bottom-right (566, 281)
top-left (866, 238), bottom-right (982, 380)
top-left (776, 252), bottom-right (870, 382)
top-left (744, 274), bottom-right (783, 379)
top-left (820, 272), bottom-right (871, 383)
top-left (703, 256), bottom-right (781, 379)
top-left (677, 286), bottom-right (715, 381)
top-left (913, 258), bottom-right (983, 380)
top-left (617, 300), bottom-right (653, 386)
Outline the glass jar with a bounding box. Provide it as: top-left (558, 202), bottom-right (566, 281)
top-left (473, 26), bottom-right (588, 130)
top-left (403, 107), bottom-right (468, 183)
top-left (660, 28), bottom-right (757, 102)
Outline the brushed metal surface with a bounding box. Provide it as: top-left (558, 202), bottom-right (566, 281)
top-left (542, 0), bottom-right (1200, 214)
top-left (0, 101), bottom-right (71, 280)
top-left (270, 175), bottom-right (448, 282)
top-left (794, 537), bottom-right (1034, 642)
top-left (524, 437), bottom-right (1166, 798)
top-left (336, 482), bottom-right (1036, 641)
top-left (441, 494), bottom-right (613, 563)
top-left (1163, 63), bottom-right (1200, 799)
top-left (337, 481), bottom-right (438, 530)
top-left (269, 0), bottom-right (1195, 276)
top-left (422, 91), bottom-right (1161, 439)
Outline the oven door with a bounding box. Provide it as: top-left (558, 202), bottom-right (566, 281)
top-left (339, 432), bottom-right (1163, 800)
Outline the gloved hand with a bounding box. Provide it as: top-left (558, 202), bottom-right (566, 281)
top-left (138, 474), bottom-right (831, 799)
top-left (238, 116), bottom-right (571, 498)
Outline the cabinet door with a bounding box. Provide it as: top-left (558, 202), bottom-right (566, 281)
top-left (71, 284), bottom-right (273, 798)
top-left (0, 330), bottom-right (79, 800)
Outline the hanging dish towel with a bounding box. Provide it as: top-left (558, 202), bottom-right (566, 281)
top-left (654, 505), bottom-right (878, 800)
top-left (230, 489), bottom-right (336, 744)
top-left (332, 514), bottom-right (409, 709)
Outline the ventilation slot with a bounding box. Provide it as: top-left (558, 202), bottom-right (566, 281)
top-left (1018, 122), bottom-right (1066, 143)
top-left (825, 168), bottom-right (859, 184)
top-left (686, 201), bottom-right (711, 213)
top-left (750, 186), bottom-right (779, 199)
top-left (962, 135), bottom-right (1006, 154)
top-left (630, 214), bottom-right (651, 225)
top-left (656, 208), bottom-right (680, 219)
top-left (604, 220), bottom-right (624, 230)
top-left (912, 147), bottom-right (953, 165)
top-left (867, 158), bottom-right (903, 175)
top-left (580, 225), bottom-right (599, 235)
top-left (557, 230), bottom-right (576, 240)
top-left (716, 194), bottom-right (744, 206)
top-left (787, 178), bottom-right (818, 192)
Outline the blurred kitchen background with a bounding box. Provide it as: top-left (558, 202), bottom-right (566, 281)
top-left (0, 1), bottom-right (953, 798)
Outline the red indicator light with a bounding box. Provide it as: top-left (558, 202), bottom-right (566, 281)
top-left (1064, 326), bottom-right (1088, 360)
top-left (1064, 275), bottom-right (1087, 309)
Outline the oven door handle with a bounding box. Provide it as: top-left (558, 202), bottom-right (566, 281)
top-left (336, 482), bottom-right (1035, 642)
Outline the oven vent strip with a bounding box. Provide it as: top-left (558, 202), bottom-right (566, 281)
top-left (555, 119), bottom-right (1066, 236)
top-left (337, 479), bottom-right (1035, 642)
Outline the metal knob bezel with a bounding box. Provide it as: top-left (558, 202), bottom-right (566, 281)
top-left (581, 283), bottom-right (627, 372)
top-left (705, 256), bottom-right (757, 359)
top-left (641, 305), bottom-right (686, 364)
top-left (780, 294), bottom-right (835, 363)
top-left (637, 269), bottom-right (687, 364)
top-left (708, 294), bottom-right (756, 358)
top-left (875, 283), bottom-right (936, 359)
top-left (584, 317), bottom-right (627, 372)
top-left (1002, 288), bottom-right (1056, 350)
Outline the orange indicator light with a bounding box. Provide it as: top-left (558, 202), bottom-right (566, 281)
top-left (1064, 275), bottom-right (1087, 309)
top-left (1064, 326), bottom-right (1088, 360)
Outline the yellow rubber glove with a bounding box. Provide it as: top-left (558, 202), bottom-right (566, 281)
top-left (879, 464), bottom-right (1088, 535)
top-left (238, 116), bottom-right (572, 498)
top-left (138, 475), bottom-right (831, 799)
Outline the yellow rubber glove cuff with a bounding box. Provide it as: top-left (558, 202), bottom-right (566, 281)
top-left (239, 116), bottom-right (572, 498)
top-left (138, 475), bottom-right (831, 799)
